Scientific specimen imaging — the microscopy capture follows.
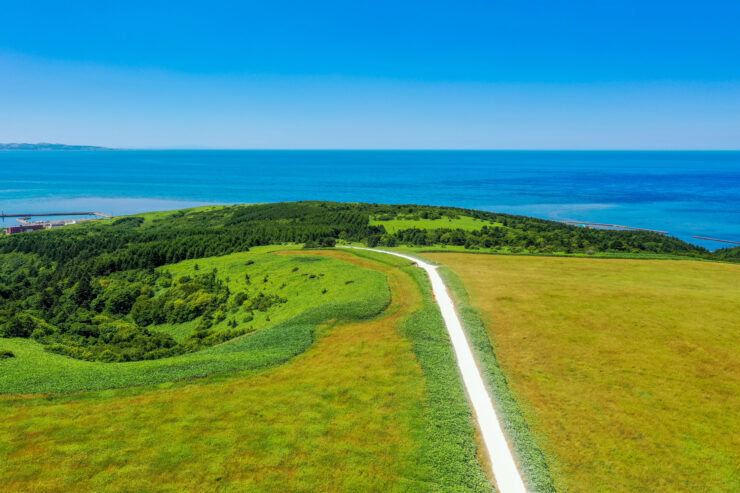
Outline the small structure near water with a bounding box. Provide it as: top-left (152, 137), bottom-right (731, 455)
top-left (2, 211), bottom-right (112, 234)
top-left (7, 224), bottom-right (45, 234)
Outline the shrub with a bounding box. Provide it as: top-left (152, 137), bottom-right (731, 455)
top-left (242, 293), bottom-right (287, 312)
top-left (1, 314), bottom-right (37, 338)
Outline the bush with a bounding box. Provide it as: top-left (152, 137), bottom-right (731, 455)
top-left (1, 314), bottom-right (37, 338)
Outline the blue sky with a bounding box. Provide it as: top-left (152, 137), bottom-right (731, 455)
top-left (1, 1), bottom-right (739, 149)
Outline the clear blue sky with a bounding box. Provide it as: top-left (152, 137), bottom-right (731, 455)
top-left (2, 1), bottom-right (739, 149)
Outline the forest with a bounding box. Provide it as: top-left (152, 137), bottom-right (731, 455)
top-left (0, 201), bottom-right (733, 363)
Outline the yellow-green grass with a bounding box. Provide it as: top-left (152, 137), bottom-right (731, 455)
top-left (427, 252), bottom-right (740, 492)
top-left (0, 247), bottom-right (389, 394)
top-left (0, 250), bottom-right (491, 492)
top-left (370, 215), bottom-right (500, 233)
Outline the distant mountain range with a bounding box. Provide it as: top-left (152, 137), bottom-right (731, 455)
top-left (0, 143), bottom-right (113, 151)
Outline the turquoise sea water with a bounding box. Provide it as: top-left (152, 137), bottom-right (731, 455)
top-left (1, 150), bottom-right (738, 250)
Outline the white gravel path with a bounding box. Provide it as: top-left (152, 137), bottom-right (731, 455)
top-left (340, 246), bottom-right (528, 493)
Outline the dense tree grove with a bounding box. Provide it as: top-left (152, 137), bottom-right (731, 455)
top-left (0, 257), bottom-right (250, 362)
top-left (373, 223), bottom-right (705, 255)
top-left (0, 201), bottom-right (726, 363)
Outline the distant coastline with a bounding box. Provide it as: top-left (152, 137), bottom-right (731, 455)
top-left (0, 143), bottom-right (113, 151)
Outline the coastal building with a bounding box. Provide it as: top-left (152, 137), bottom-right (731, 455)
top-left (8, 224), bottom-right (45, 234)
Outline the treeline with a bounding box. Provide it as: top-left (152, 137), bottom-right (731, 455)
top-left (370, 224), bottom-right (704, 255)
top-left (712, 245), bottom-right (740, 261)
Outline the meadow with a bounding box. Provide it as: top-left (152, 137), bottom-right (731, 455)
top-left (0, 250), bottom-right (492, 491)
top-left (0, 247), bottom-right (390, 393)
top-left (427, 252), bottom-right (740, 492)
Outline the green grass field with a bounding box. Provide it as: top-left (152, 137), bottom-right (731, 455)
top-left (0, 249), bottom-right (492, 492)
top-left (370, 215), bottom-right (499, 233)
top-left (0, 247), bottom-right (390, 394)
top-left (428, 253), bottom-right (740, 492)
top-left (154, 245), bottom-right (382, 340)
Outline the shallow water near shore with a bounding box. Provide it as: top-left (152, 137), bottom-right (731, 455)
top-left (1, 150), bottom-right (738, 250)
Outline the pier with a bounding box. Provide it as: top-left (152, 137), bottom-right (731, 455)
top-left (560, 221), bottom-right (668, 235)
top-left (692, 236), bottom-right (740, 246)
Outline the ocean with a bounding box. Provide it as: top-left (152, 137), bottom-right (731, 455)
top-left (1, 150), bottom-right (738, 250)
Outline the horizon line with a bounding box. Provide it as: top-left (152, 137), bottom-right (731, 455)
top-left (3, 143), bottom-right (740, 152)
top-left (57, 147), bottom-right (740, 152)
